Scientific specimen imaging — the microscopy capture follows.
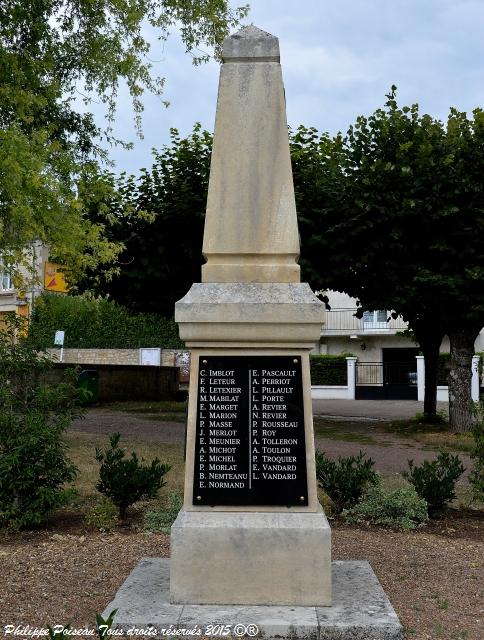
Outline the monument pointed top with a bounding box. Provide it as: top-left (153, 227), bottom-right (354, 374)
top-left (222, 24), bottom-right (280, 62)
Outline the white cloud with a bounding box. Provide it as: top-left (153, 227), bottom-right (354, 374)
top-left (94, 0), bottom-right (484, 174)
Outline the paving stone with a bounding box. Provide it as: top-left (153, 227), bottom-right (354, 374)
top-left (103, 559), bottom-right (404, 639)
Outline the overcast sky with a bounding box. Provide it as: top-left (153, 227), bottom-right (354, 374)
top-left (98, 0), bottom-right (484, 175)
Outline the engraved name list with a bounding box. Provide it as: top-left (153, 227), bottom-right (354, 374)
top-left (193, 355), bottom-right (308, 506)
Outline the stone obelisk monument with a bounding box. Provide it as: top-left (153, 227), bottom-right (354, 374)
top-left (171, 25), bottom-right (331, 606)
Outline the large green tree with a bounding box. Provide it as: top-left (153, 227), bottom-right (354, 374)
top-left (291, 112), bottom-right (447, 421)
top-left (76, 124), bottom-right (212, 315)
top-left (84, 104), bottom-right (484, 432)
top-left (0, 0), bottom-right (248, 281)
top-left (293, 89), bottom-right (484, 432)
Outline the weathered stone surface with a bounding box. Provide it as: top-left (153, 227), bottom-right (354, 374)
top-left (103, 559), bottom-right (404, 639)
top-left (102, 557), bottom-right (183, 629)
top-left (222, 25), bottom-right (280, 61)
top-left (172, 24), bottom-right (330, 609)
top-left (202, 27), bottom-right (300, 283)
top-left (170, 509), bottom-right (331, 606)
top-left (318, 561), bottom-right (404, 639)
top-left (175, 283), bottom-right (325, 347)
top-left (176, 283), bottom-right (324, 321)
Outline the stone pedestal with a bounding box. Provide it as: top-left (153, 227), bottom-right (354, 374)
top-left (171, 283), bottom-right (330, 605)
top-left (104, 559), bottom-right (405, 640)
top-left (170, 509), bottom-right (331, 606)
top-left (170, 25), bottom-right (330, 607)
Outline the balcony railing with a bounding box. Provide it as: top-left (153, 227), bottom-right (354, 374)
top-left (322, 309), bottom-right (407, 333)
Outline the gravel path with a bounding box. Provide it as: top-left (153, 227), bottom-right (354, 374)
top-left (314, 432), bottom-right (472, 479)
top-left (2, 514), bottom-right (482, 640)
top-left (71, 410), bottom-right (185, 443)
top-left (70, 409), bottom-right (472, 478)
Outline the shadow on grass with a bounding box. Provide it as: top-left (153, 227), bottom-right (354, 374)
top-left (92, 401), bottom-right (188, 423)
top-left (383, 419), bottom-right (474, 454)
top-left (313, 418), bottom-right (392, 446)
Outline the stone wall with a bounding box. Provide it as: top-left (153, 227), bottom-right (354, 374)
top-left (47, 348), bottom-right (140, 365)
top-left (48, 363), bottom-right (179, 402)
top-left (47, 348), bottom-right (192, 384)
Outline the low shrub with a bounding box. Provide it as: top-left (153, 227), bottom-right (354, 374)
top-left (0, 319), bottom-right (79, 529)
top-left (315, 450), bottom-right (379, 513)
top-left (143, 491), bottom-right (183, 533)
top-left (414, 410), bottom-right (448, 426)
top-left (403, 451), bottom-right (465, 517)
top-left (469, 404), bottom-right (484, 502)
top-left (85, 497), bottom-right (119, 532)
top-left (343, 485), bottom-right (428, 530)
top-left (95, 433), bottom-right (171, 518)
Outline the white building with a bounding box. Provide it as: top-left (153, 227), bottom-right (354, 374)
top-left (316, 290), bottom-right (484, 399)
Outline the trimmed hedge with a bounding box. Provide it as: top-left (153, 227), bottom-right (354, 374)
top-left (27, 293), bottom-right (184, 349)
top-left (437, 353), bottom-right (450, 386)
top-left (310, 354), bottom-right (348, 385)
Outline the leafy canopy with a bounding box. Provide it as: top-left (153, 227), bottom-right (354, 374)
top-left (0, 1), bottom-right (248, 280)
top-left (79, 90), bottom-right (484, 345)
top-left (77, 124), bottom-right (212, 314)
top-left (293, 88), bottom-right (484, 335)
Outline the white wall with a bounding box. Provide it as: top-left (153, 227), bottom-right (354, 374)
top-left (417, 355), bottom-right (480, 402)
top-left (320, 334), bottom-right (416, 362)
top-left (321, 290), bottom-right (484, 359)
top-left (325, 290), bottom-right (356, 309)
top-left (311, 357), bottom-right (356, 400)
top-left (311, 386), bottom-right (350, 400)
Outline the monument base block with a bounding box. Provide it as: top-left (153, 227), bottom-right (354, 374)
top-left (169, 508), bottom-right (331, 606)
top-left (103, 558), bottom-right (404, 640)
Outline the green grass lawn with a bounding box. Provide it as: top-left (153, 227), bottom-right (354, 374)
top-left (64, 431), bottom-right (185, 511)
top-left (313, 418), bottom-right (389, 445)
top-left (104, 400), bottom-right (186, 413)
top-left (100, 400), bottom-right (187, 422)
top-left (383, 419), bottom-right (474, 453)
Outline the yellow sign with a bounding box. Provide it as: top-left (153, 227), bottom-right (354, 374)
top-left (17, 304), bottom-right (29, 319)
top-left (0, 308), bottom-right (28, 338)
top-left (44, 262), bottom-right (68, 293)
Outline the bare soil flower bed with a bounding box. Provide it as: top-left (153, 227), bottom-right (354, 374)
top-left (1, 509), bottom-right (482, 640)
top-left (2, 410), bottom-right (481, 639)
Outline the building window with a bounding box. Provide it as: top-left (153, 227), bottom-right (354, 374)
top-left (0, 262), bottom-right (13, 291)
top-left (362, 309), bottom-right (388, 329)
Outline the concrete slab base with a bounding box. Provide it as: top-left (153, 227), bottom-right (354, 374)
top-left (103, 558), bottom-right (404, 639)
top-left (170, 509), bottom-right (331, 606)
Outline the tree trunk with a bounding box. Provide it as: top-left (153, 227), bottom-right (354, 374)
top-left (448, 329), bottom-right (478, 433)
top-left (413, 327), bottom-right (444, 419)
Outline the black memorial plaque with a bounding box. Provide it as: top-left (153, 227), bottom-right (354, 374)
top-left (193, 355), bottom-right (308, 506)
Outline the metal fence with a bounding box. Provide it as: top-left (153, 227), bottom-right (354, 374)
top-left (323, 309), bottom-right (407, 332)
top-left (356, 362), bottom-right (417, 387)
